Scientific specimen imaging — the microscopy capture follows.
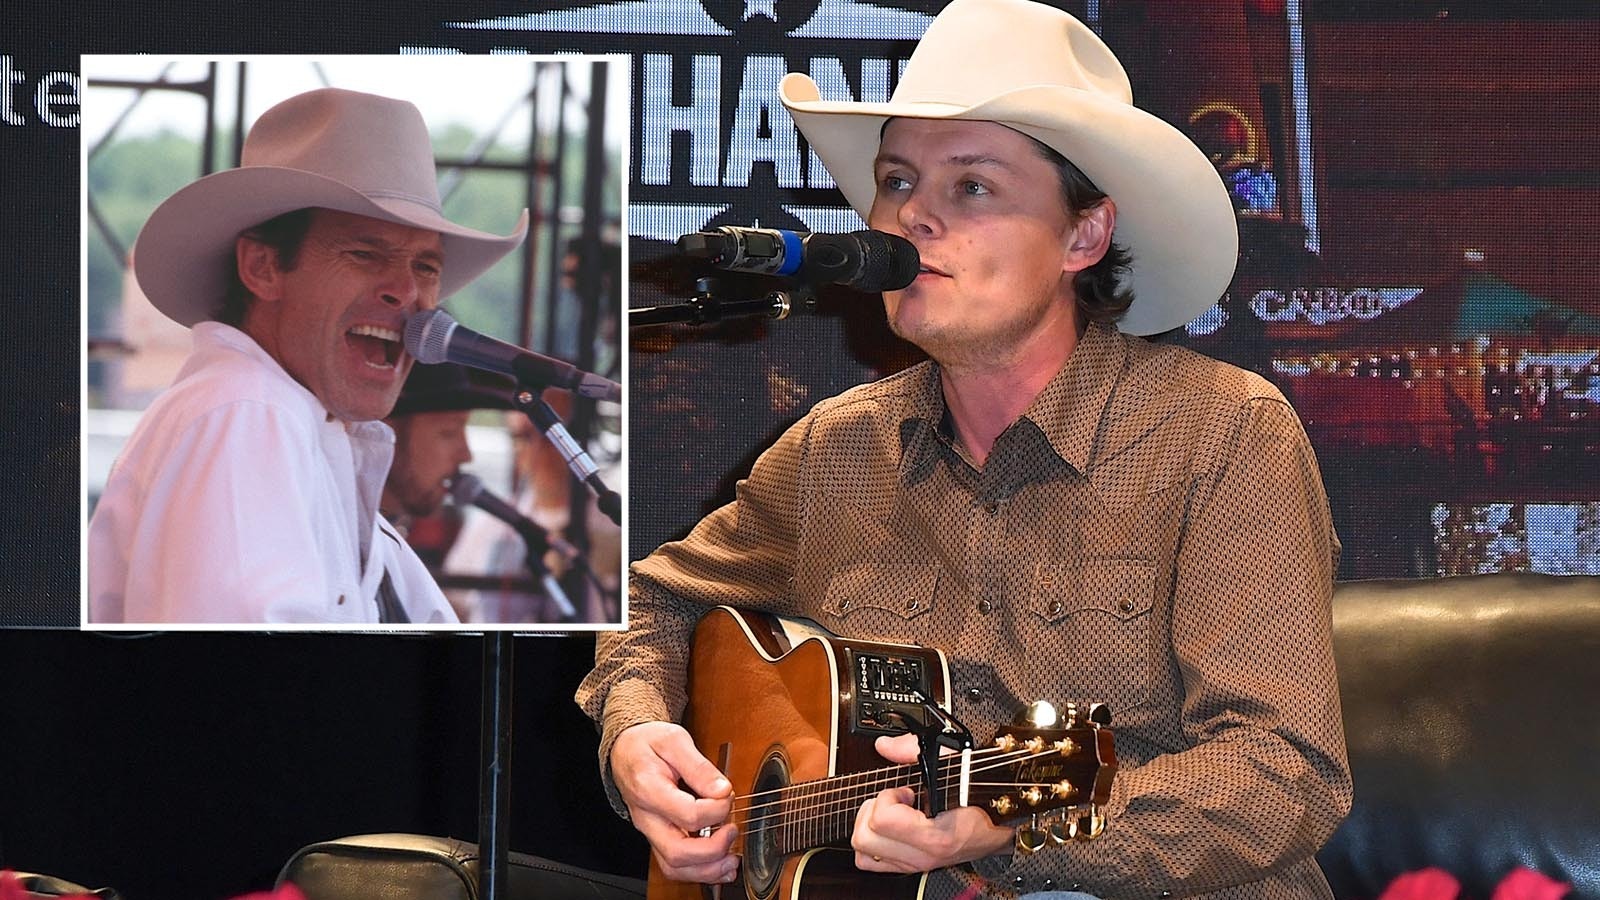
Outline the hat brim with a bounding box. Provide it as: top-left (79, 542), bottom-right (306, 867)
top-left (389, 385), bottom-right (517, 418)
top-left (133, 166), bottom-right (529, 327)
top-left (781, 73), bottom-right (1238, 336)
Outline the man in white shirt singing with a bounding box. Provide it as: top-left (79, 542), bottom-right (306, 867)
top-left (87, 87), bottom-right (526, 625)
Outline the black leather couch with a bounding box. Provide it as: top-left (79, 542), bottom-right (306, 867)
top-left (274, 573), bottom-right (1600, 900)
top-left (1317, 573), bottom-right (1600, 899)
top-left (279, 834), bottom-right (645, 900)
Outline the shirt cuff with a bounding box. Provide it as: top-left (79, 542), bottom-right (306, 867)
top-left (597, 677), bottom-right (674, 818)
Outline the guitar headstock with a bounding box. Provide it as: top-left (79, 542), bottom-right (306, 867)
top-left (966, 701), bottom-right (1117, 852)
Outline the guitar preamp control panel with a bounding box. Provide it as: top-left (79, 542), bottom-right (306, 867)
top-left (848, 648), bottom-right (934, 735)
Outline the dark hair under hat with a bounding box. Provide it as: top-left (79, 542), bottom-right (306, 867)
top-left (389, 362), bottom-right (517, 418)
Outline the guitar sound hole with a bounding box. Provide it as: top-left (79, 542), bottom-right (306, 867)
top-left (742, 749), bottom-right (790, 900)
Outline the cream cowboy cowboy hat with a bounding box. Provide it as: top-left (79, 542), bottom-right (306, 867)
top-left (779, 0), bottom-right (1238, 336)
top-left (134, 87), bottom-right (529, 327)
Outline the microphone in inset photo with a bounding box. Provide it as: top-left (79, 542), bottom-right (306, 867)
top-left (447, 473), bottom-right (580, 563)
top-left (405, 309), bottom-right (621, 402)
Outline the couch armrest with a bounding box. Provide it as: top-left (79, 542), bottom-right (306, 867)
top-left (279, 834), bottom-right (645, 900)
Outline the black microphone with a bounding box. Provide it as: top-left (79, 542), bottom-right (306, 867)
top-left (449, 473), bottom-right (577, 618)
top-left (448, 473), bottom-right (580, 562)
top-left (677, 227), bottom-right (920, 292)
top-left (405, 309), bottom-right (621, 402)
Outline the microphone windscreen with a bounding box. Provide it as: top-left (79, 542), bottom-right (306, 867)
top-left (404, 308), bottom-right (456, 364)
top-left (448, 471), bottom-right (486, 507)
top-left (853, 230), bottom-right (921, 292)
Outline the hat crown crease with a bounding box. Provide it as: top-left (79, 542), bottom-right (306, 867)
top-left (241, 88), bottom-right (444, 208)
top-left (894, 0), bottom-right (1132, 107)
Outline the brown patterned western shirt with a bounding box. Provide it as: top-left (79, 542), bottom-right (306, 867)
top-left (580, 321), bottom-right (1351, 899)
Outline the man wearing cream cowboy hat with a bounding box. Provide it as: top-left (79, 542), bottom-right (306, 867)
top-left (581, 0), bottom-right (1349, 897)
top-left (88, 87), bottom-right (527, 625)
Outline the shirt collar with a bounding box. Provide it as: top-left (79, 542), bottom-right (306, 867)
top-left (1023, 320), bottom-right (1130, 473)
top-left (192, 321), bottom-right (395, 444)
top-left (899, 321), bottom-right (1130, 475)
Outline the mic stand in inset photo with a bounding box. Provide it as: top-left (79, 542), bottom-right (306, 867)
top-left (507, 513), bottom-right (577, 621)
top-left (628, 276), bottom-right (816, 328)
top-left (510, 388), bottom-right (621, 528)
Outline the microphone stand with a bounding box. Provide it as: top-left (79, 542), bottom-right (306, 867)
top-left (509, 516), bottom-right (577, 620)
top-left (629, 277), bottom-right (816, 327)
top-left (479, 631), bottom-right (513, 900)
top-left (510, 388), bottom-right (621, 528)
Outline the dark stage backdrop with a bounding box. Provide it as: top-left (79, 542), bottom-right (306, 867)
top-left (570, 0), bottom-right (1600, 580)
top-left (5, 3), bottom-right (1596, 612)
top-left (1, 1), bottom-right (1597, 899)
top-left (0, 630), bottom-right (647, 898)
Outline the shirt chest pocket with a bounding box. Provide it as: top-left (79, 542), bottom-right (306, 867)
top-left (1025, 558), bottom-right (1156, 712)
top-left (820, 561), bottom-right (938, 642)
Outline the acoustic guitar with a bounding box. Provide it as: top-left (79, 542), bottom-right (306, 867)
top-left (649, 606), bottom-right (1118, 900)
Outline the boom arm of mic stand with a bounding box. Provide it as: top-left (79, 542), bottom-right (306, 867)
top-left (628, 280), bottom-right (812, 328)
top-left (512, 389), bottom-right (622, 527)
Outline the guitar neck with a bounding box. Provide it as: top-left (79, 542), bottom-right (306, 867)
top-left (761, 727), bottom-right (1114, 856)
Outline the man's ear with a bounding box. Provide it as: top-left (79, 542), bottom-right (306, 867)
top-left (1062, 198), bottom-right (1116, 274)
top-left (236, 235), bottom-right (284, 303)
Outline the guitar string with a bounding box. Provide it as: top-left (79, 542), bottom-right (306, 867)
top-left (726, 748), bottom-right (1088, 831)
top-left (725, 746), bottom-right (1013, 814)
top-left (726, 743), bottom-right (1077, 812)
top-left (732, 780), bottom-right (1094, 835)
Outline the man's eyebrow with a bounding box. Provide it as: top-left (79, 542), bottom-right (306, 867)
top-left (873, 151), bottom-right (1019, 172)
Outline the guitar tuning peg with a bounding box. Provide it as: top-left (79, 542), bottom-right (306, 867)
top-left (1073, 806), bottom-right (1107, 841)
top-left (1020, 785), bottom-right (1043, 807)
top-left (1088, 702), bottom-right (1112, 726)
top-left (1016, 815), bottom-right (1048, 855)
top-left (1046, 812), bottom-right (1071, 846)
top-left (1063, 702), bottom-right (1079, 726)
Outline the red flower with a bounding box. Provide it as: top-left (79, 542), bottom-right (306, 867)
top-left (0, 871), bottom-right (24, 900)
top-left (1379, 868), bottom-right (1461, 900)
top-left (1491, 868), bottom-right (1570, 900)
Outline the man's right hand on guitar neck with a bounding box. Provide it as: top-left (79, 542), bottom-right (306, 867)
top-left (612, 721), bottom-right (740, 884)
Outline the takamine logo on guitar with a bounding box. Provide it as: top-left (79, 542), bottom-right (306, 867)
top-left (656, 606), bottom-right (1119, 900)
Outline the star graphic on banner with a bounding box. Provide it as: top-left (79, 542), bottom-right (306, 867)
top-left (742, 0), bottom-right (779, 21)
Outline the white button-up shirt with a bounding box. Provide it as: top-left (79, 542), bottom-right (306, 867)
top-left (88, 322), bottom-right (457, 625)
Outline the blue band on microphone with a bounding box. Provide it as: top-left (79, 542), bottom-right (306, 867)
top-left (775, 229), bottom-right (804, 276)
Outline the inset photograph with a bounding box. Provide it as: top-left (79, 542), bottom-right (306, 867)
top-left (83, 55), bottom-right (626, 629)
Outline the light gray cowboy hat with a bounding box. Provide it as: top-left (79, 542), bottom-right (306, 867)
top-left (779, 0), bottom-right (1238, 336)
top-left (133, 87), bottom-right (529, 327)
